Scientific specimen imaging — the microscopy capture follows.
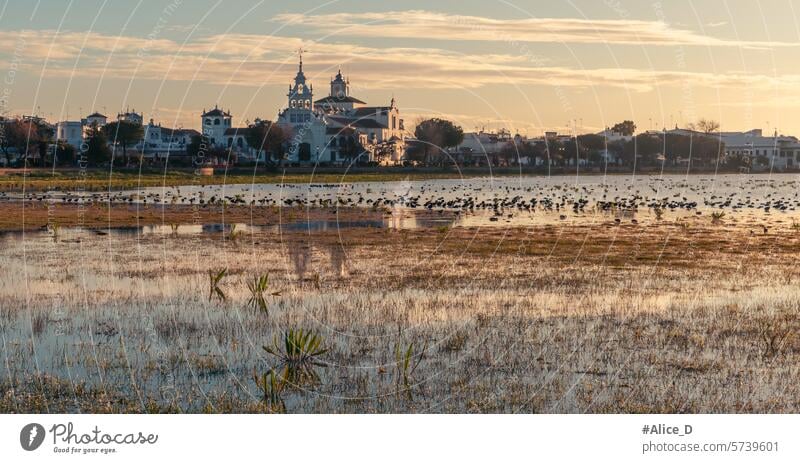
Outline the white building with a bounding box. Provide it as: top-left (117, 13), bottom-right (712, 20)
top-left (718, 129), bottom-right (800, 169)
top-left (200, 106), bottom-right (232, 147)
top-left (84, 112), bottom-right (108, 127)
top-left (55, 121), bottom-right (84, 149)
top-left (117, 109), bottom-right (143, 125)
top-left (141, 118), bottom-right (200, 159)
top-left (596, 127), bottom-right (632, 143)
top-left (198, 107), bottom-right (265, 162)
top-left (662, 127), bottom-right (800, 170)
top-left (55, 111), bottom-right (109, 150)
top-left (454, 129), bottom-right (514, 156)
top-left (276, 57), bottom-right (406, 165)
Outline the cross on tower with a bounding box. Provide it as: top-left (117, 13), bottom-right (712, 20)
top-left (297, 47), bottom-right (307, 71)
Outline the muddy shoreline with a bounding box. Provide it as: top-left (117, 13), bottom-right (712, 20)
top-left (0, 200), bottom-right (403, 231)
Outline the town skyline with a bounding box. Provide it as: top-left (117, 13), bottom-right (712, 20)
top-left (3, 0), bottom-right (800, 135)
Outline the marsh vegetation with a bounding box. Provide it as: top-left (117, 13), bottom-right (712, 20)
top-left (3, 211), bottom-right (800, 413)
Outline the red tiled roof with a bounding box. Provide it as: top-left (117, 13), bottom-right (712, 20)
top-left (314, 95), bottom-right (366, 105)
top-left (328, 116), bottom-right (387, 129)
top-left (352, 107), bottom-right (390, 117)
top-left (202, 108), bottom-right (231, 117)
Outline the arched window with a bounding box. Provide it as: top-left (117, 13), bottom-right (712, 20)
top-left (214, 118), bottom-right (220, 125)
top-left (305, 100), bottom-right (310, 109)
top-left (205, 118), bottom-right (211, 125)
top-left (237, 138), bottom-right (243, 148)
top-left (291, 100), bottom-right (296, 108)
top-left (227, 137), bottom-right (233, 147)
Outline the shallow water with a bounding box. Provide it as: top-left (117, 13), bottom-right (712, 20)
top-left (4, 175), bottom-right (800, 411)
top-left (6, 173), bottom-right (800, 229)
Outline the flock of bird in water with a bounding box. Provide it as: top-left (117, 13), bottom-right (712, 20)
top-left (4, 176), bottom-right (800, 224)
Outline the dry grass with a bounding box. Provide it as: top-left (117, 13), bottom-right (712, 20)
top-left (2, 222), bottom-right (800, 413)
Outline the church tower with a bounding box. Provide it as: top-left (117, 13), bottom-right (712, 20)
top-left (288, 52), bottom-right (313, 110)
top-left (330, 69), bottom-right (348, 98)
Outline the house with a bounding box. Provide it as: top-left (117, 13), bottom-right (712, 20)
top-left (662, 127), bottom-right (800, 170)
top-left (117, 109), bottom-right (143, 125)
top-left (55, 121), bottom-right (84, 149)
top-left (140, 118), bottom-right (201, 162)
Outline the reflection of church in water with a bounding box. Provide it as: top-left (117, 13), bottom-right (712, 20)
top-left (276, 55), bottom-right (406, 165)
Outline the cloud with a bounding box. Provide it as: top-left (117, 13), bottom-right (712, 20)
top-left (272, 10), bottom-right (796, 49)
top-left (2, 28), bottom-right (799, 95)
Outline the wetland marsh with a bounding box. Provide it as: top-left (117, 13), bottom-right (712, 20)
top-left (3, 174), bottom-right (800, 413)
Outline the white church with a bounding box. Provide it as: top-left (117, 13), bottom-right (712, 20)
top-left (274, 55), bottom-right (406, 165)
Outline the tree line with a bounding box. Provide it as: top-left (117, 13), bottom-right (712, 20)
top-left (0, 117), bottom-right (147, 167)
top-left (408, 117), bottom-right (735, 168)
top-left (1, 114), bottom-right (735, 169)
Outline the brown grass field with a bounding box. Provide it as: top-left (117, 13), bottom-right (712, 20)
top-left (2, 202), bottom-right (800, 413)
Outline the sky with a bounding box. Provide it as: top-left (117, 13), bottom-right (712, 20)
top-left (2, 0), bottom-right (800, 136)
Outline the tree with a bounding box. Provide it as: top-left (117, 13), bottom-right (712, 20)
top-left (85, 123), bottom-right (112, 167)
top-left (689, 118), bottom-right (720, 135)
top-left (244, 120), bottom-right (289, 163)
top-left (577, 133), bottom-right (606, 151)
top-left (662, 133), bottom-right (724, 166)
top-left (662, 132), bottom-right (690, 165)
top-left (372, 142), bottom-right (396, 165)
top-left (340, 134), bottom-right (365, 164)
top-left (725, 151), bottom-right (750, 170)
top-left (499, 142), bottom-right (517, 166)
top-left (413, 118), bottom-right (464, 165)
top-left (0, 119), bottom-right (43, 166)
top-left (611, 120), bottom-right (636, 136)
top-left (622, 133), bottom-right (661, 165)
top-left (103, 120), bottom-right (144, 166)
top-left (403, 139), bottom-right (427, 164)
top-left (186, 134), bottom-right (227, 165)
top-left (186, 134), bottom-right (206, 160)
top-left (606, 140), bottom-right (626, 165)
top-left (692, 135), bottom-right (724, 166)
top-left (0, 120), bottom-right (14, 165)
top-left (563, 137), bottom-right (588, 165)
top-left (500, 140), bottom-right (539, 166)
top-left (538, 138), bottom-right (564, 166)
top-left (31, 121), bottom-right (53, 167)
top-left (53, 141), bottom-right (76, 167)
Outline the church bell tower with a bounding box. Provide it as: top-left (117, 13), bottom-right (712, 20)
top-left (288, 50), bottom-right (313, 110)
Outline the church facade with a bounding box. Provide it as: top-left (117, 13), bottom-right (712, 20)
top-left (276, 57), bottom-right (406, 165)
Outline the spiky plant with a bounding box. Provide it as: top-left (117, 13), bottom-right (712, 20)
top-left (228, 224), bottom-right (242, 243)
top-left (711, 211), bottom-right (726, 224)
top-left (263, 328), bottom-right (328, 385)
top-left (50, 222), bottom-right (61, 242)
top-left (247, 273), bottom-right (269, 313)
top-left (395, 341), bottom-right (426, 398)
top-left (208, 268), bottom-right (227, 302)
top-left (653, 207), bottom-right (664, 220)
top-left (253, 368), bottom-right (286, 413)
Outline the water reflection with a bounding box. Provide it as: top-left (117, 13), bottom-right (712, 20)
top-left (329, 244), bottom-right (348, 278)
top-left (0, 211), bottom-right (467, 242)
top-left (289, 238), bottom-right (312, 280)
